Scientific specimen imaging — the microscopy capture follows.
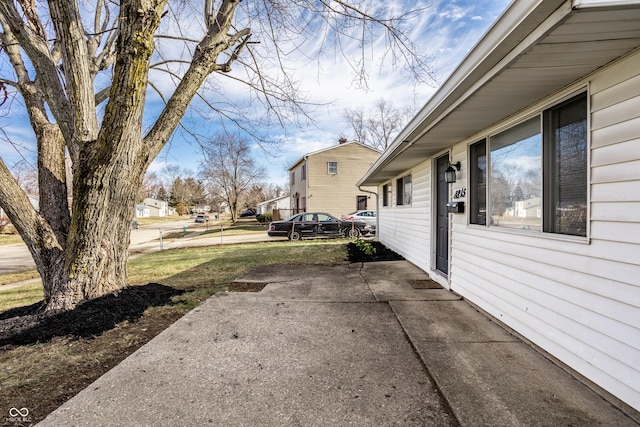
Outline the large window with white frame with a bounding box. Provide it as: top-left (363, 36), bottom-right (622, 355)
top-left (469, 91), bottom-right (587, 237)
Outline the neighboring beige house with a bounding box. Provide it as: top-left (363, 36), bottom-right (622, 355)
top-left (289, 139), bottom-right (380, 218)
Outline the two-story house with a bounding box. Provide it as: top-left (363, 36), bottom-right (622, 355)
top-left (289, 139), bottom-right (380, 218)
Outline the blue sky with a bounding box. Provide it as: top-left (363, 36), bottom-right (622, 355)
top-left (0, 0), bottom-right (512, 188)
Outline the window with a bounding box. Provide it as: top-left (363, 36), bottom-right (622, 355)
top-left (357, 195), bottom-right (367, 210)
top-left (302, 164), bottom-right (307, 180)
top-left (303, 213), bottom-right (330, 221)
top-left (382, 184), bottom-right (391, 206)
top-left (470, 92), bottom-right (587, 237)
top-left (469, 140), bottom-right (487, 225)
top-left (490, 117), bottom-right (542, 231)
top-left (290, 171), bottom-right (295, 185)
top-left (544, 93), bottom-right (588, 236)
top-left (396, 174), bottom-right (412, 206)
top-left (328, 161), bottom-right (338, 174)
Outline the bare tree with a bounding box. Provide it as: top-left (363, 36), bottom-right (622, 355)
top-left (343, 98), bottom-right (415, 150)
top-left (201, 133), bottom-right (265, 223)
top-left (139, 172), bottom-right (162, 201)
top-left (0, 1), bottom-right (434, 312)
top-left (10, 161), bottom-right (39, 195)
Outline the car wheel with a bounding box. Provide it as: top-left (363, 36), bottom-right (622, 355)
top-left (344, 227), bottom-right (361, 238)
top-left (289, 230), bottom-right (302, 241)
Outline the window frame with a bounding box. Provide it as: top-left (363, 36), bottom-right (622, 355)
top-left (327, 161), bottom-right (338, 174)
top-left (469, 139), bottom-right (487, 226)
top-left (396, 174), bottom-right (412, 206)
top-left (468, 90), bottom-right (588, 239)
top-left (382, 184), bottom-right (391, 207)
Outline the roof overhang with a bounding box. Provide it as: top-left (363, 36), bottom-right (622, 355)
top-left (359, 0), bottom-right (640, 186)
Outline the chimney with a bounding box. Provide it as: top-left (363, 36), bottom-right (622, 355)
top-left (338, 137), bottom-right (347, 144)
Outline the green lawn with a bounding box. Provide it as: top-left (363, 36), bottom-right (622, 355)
top-left (1, 239), bottom-right (348, 313)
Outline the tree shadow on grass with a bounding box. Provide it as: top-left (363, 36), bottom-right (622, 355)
top-left (0, 283), bottom-right (184, 346)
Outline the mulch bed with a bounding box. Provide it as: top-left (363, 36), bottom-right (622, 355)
top-left (0, 283), bottom-right (185, 346)
top-left (346, 241), bottom-right (405, 263)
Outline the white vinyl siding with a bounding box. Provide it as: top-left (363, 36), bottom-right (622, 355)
top-left (378, 162), bottom-right (431, 273)
top-left (451, 50), bottom-right (640, 410)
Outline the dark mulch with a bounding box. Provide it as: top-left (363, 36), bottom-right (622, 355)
top-left (0, 283), bottom-right (185, 347)
top-left (346, 241), bottom-right (405, 263)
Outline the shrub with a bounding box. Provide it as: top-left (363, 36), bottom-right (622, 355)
top-left (354, 237), bottom-right (376, 256)
top-left (256, 213), bottom-right (273, 223)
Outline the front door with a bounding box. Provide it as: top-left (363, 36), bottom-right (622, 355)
top-left (435, 155), bottom-right (449, 275)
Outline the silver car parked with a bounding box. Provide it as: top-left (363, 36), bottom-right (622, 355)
top-left (341, 210), bottom-right (376, 228)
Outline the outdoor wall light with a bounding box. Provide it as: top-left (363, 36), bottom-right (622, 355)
top-left (444, 162), bottom-right (461, 184)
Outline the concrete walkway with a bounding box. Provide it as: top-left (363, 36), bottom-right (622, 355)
top-left (39, 261), bottom-right (637, 426)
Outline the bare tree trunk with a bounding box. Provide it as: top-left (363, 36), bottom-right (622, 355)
top-left (46, 139), bottom-right (146, 311)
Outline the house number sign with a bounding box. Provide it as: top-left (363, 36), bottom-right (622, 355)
top-left (453, 188), bottom-right (467, 199)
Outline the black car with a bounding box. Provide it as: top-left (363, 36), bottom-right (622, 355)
top-left (267, 212), bottom-right (371, 241)
top-left (239, 209), bottom-right (256, 217)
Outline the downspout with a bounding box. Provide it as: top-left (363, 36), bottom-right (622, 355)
top-left (358, 185), bottom-right (379, 238)
top-left (304, 155), bottom-right (309, 212)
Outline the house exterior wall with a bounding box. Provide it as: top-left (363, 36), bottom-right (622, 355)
top-left (377, 50), bottom-right (640, 410)
top-left (377, 160), bottom-right (434, 276)
top-left (290, 142), bottom-right (379, 218)
top-left (143, 198), bottom-right (168, 216)
top-left (290, 161), bottom-right (307, 214)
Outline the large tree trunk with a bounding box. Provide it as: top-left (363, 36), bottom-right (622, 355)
top-left (0, 0), bottom-right (247, 312)
top-left (45, 138), bottom-right (146, 311)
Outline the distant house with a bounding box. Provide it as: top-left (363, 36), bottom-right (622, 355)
top-left (135, 204), bottom-right (150, 218)
top-left (289, 139), bottom-right (380, 218)
top-left (358, 0), bottom-right (640, 413)
top-left (143, 198), bottom-right (168, 217)
top-left (257, 194), bottom-right (291, 216)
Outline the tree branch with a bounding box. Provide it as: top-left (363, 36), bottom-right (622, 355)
top-left (0, 0), bottom-right (74, 146)
top-left (48, 0), bottom-right (99, 142)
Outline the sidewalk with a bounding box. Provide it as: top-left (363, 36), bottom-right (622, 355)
top-left (39, 261), bottom-right (638, 426)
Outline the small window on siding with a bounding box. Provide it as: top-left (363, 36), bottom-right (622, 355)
top-left (396, 175), bottom-right (412, 206)
top-left (328, 161), bottom-right (338, 174)
top-left (302, 164), bottom-right (307, 180)
top-left (382, 184), bottom-right (390, 206)
top-left (290, 171), bottom-right (295, 185)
